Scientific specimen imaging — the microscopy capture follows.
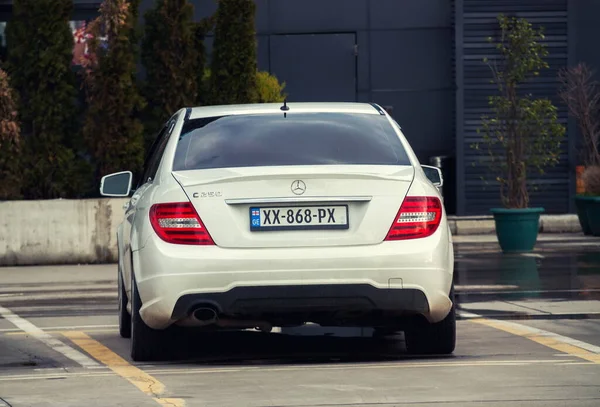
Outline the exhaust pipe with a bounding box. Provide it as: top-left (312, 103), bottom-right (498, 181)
top-left (188, 305), bottom-right (272, 332)
top-left (192, 307), bottom-right (218, 325)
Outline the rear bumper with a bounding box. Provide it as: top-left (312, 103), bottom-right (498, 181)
top-left (132, 226), bottom-right (454, 329)
top-left (171, 284), bottom-right (429, 319)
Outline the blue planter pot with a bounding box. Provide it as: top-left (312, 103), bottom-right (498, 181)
top-left (490, 207), bottom-right (544, 253)
top-left (575, 196), bottom-right (594, 235)
top-left (584, 196), bottom-right (600, 236)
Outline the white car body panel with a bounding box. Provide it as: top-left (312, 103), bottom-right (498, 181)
top-left (114, 102), bottom-right (454, 331)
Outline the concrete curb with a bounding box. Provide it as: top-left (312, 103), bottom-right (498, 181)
top-left (452, 233), bottom-right (600, 249)
top-left (448, 214), bottom-right (582, 235)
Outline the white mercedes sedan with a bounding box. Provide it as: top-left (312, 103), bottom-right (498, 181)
top-left (100, 102), bottom-right (455, 361)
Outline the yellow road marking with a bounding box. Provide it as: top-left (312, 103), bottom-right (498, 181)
top-left (471, 318), bottom-right (600, 364)
top-left (6, 328), bottom-right (116, 336)
top-left (62, 331), bottom-right (185, 407)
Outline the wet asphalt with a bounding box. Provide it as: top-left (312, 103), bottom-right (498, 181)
top-left (454, 240), bottom-right (600, 319)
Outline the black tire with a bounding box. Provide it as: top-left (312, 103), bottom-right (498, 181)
top-left (404, 288), bottom-right (456, 355)
top-left (130, 276), bottom-right (168, 362)
top-left (118, 268), bottom-right (131, 338)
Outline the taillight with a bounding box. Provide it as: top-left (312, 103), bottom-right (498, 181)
top-left (149, 202), bottom-right (214, 245)
top-left (385, 196), bottom-right (442, 241)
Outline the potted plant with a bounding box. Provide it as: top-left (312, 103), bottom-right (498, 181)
top-left (476, 15), bottom-right (565, 253)
top-left (559, 63), bottom-right (600, 235)
top-left (581, 166), bottom-right (600, 235)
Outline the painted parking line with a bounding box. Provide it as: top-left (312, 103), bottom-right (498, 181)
top-left (0, 324), bottom-right (118, 333)
top-left (0, 305), bottom-right (101, 369)
top-left (462, 311), bottom-right (600, 364)
top-left (62, 331), bottom-right (185, 407)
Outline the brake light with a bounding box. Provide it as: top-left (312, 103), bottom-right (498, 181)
top-left (149, 202), bottom-right (214, 245)
top-left (385, 196), bottom-right (442, 240)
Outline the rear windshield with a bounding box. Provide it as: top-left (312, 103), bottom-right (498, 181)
top-left (172, 112), bottom-right (411, 171)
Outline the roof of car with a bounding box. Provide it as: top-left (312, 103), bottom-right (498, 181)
top-left (187, 102), bottom-right (383, 120)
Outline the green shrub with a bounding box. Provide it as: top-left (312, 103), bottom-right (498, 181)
top-left (198, 68), bottom-right (212, 106)
top-left (82, 0), bottom-right (146, 182)
top-left (255, 71), bottom-right (286, 103)
top-left (194, 16), bottom-right (213, 106)
top-left (142, 0), bottom-right (201, 146)
top-left (203, 69), bottom-right (286, 105)
top-left (209, 0), bottom-right (257, 105)
top-left (0, 68), bottom-right (21, 199)
top-left (5, 0), bottom-right (81, 199)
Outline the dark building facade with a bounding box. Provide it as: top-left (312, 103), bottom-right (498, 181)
top-left (1, 0), bottom-right (599, 215)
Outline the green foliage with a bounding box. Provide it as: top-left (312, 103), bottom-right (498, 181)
top-left (0, 68), bottom-right (21, 199)
top-left (203, 69), bottom-right (287, 105)
top-left (255, 71), bottom-right (287, 103)
top-left (5, 0), bottom-right (85, 199)
top-left (142, 0), bottom-right (202, 146)
top-left (194, 14), bottom-right (214, 106)
top-left (82, 0), bottom-right (146, 182)
top-left (209, 0), bottom-right (258, 105)
top-left (474, 15), bottom-right (565, 209)
top-left (197, 67), bottom-right (212, 106)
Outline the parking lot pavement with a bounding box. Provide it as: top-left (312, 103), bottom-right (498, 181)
top-left (1, 317), bottom-right (599, 407)
top-left (1, 243), bottom-right (600, 407)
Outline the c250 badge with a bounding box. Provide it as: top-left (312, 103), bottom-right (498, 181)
top-left (193, 191), bottom-right (222, 198)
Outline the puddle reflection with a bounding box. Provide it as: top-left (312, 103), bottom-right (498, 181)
top-left (454, 247), bottom-right (600, 303)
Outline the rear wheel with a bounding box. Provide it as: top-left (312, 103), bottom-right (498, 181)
top-left (404, 288), bottom-right (456, 355)
top-left (118, 268), bottom-right (131, 338)
top-left (130, 276), bottom-right (168, 362)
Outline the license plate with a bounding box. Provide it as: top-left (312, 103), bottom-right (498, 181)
top-left (250, 205), bottom-right (349, 231)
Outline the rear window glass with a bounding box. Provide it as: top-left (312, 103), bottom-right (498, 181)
top-left (173, 112), bottom-right (411, 171)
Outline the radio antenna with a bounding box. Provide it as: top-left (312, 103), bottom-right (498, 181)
top-left (281, 98), bottom-right (289, 118)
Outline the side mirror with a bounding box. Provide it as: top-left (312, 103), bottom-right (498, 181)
top-left (100, 171), bottom-right (133, 197)
top-left (421, 165), bottom-right (443, 188)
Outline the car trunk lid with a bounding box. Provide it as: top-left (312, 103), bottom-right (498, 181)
top-left (172, 165), bottom-right (414, 248)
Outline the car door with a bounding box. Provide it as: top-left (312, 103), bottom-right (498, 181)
top-left (122, 120), bottom-right (174, 298)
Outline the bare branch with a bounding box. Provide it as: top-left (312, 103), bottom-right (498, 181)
top-left (558, 63), bottom-right (600, 167)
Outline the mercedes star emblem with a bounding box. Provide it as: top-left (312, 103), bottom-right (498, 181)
top-left (291, 180), bottom-right (306, 195)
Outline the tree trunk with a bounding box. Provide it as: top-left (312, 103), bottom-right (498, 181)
top-left (506, 83), bottom-right (528, 209)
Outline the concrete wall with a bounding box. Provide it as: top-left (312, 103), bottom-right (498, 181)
top-left (0, 198), bottom-right (128, 266)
